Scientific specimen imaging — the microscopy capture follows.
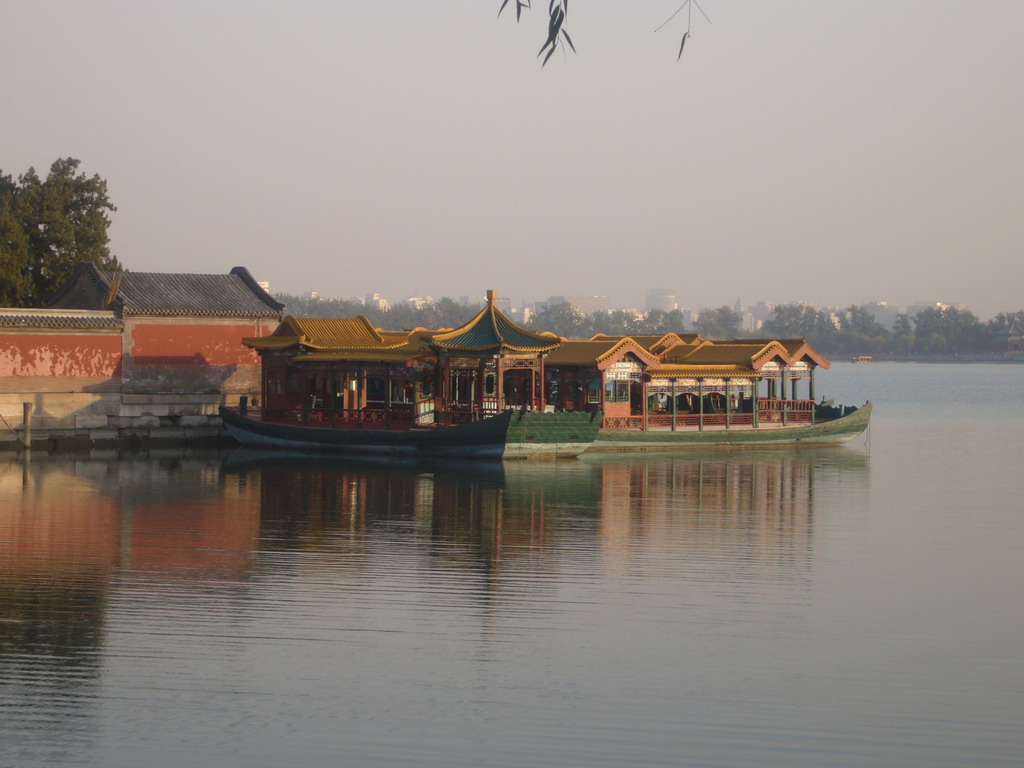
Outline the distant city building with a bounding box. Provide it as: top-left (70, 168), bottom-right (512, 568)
top-left (257, 281), bottom-right (271, 292)
top-left (748, 301), bottom-right (776, 326)
top-left (862, 301), bottom-right (901, 330)
top-left (905, 301), bottom-right (948, 318)
top-left (645, 289), bottom-right (677, 312)
top-left (547, 295), bottom-right (610, 315)
top-left (494, 297), bottom-right (512, 314)
top-left (364, 293), bottom-right (390, 311)
top-left (678, 307), bottom-right (700, 326)
top-left (403, 296), bottom-right (434, 310)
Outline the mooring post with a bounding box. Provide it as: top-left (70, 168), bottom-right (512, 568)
top-left (22, 402), bottom-right (32, 450)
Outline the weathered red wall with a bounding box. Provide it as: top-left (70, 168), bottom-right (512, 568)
top-left (0, 335), bottom-right (122, 378)
top-left (130, 324), bottom-right (262, 366)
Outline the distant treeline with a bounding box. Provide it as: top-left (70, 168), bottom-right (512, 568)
top-left (762, 305), bottom-right (1024, 357)
top-left (276, 294), bottom-right (1024, 358)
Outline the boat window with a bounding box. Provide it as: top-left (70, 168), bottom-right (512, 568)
top-left (366, 377), bottom-right (385, 403)
top-left (604, 380), bottom-right (630, 403)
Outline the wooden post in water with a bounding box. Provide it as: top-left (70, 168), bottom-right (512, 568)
top-left (22, 402), bottom-right (32, 450)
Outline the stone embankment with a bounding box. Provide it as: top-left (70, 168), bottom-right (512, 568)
top-left (1, 393), bottom-right (238, 453)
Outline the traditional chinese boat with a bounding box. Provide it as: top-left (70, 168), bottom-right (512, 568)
top-left (224, 293), bottom-right (868, 458)
top-left (540, 335), bottom-right (870, 452)
top-left (222, 291), bottom-right (601, 459)
top-left (220, 406), bottom-right (600, 459)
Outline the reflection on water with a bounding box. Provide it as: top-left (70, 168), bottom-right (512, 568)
top-left (2, 447), bottom-right (872, 767)
top-left (6, 363), bottom-right (1023, 767)
top-left (223, 449), bottom-right (867, 584)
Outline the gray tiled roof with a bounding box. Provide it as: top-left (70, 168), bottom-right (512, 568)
top-left (47, 264), bottom-right (285, 318)
top-left (0, 309), bottom-right (121, 330)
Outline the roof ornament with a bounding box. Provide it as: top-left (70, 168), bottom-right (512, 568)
top-left (104, 271), bottom-right (123, 309)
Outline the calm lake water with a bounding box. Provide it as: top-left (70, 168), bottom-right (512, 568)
top-left (2, 363), bottom-right (1022, 767)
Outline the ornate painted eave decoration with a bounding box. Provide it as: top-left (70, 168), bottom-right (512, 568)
top-left (750, 341), bottom-right (793, 369)
top-left (596, 338), bottom-right (661, 369)
top-left (650, 364), bottom-right (758, 379)
top-left (430, 290), bottom-right (561, 355)
top-left (729, 338), bottom-right (830, 369)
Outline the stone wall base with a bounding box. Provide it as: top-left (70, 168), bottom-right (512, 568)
top-left (1, 424), bottom-right (234, 454)
top-left (0, 391), bottom-right (244, 453)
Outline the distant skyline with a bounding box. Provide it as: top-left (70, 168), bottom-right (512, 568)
top-left (5, 1), bottom-right (1022, 319)
top-left (277, 284), bottom-right (969, 315)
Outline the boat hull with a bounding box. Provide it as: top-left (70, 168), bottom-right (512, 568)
top-left (220, 407), bottom-right (602, 459)
top-left (587, 402), bottom-right (872, 452)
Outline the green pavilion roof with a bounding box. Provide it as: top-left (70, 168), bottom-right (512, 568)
top-left (430, 291), bottom-right (561, 355)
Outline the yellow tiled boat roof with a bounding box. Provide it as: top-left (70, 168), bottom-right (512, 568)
top-left (545, 338), bottom-right (661, 367)
top-left (724, 338), bottom-right (830, 368)
top-left (243, 315), bottom-right (408, 352)
top-left (663, 340), bottom-right (791, 368)
top-left (590, 332), bottom-right (701, 352)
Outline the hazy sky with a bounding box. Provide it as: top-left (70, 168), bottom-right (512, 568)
top-left (5, 1), bottom-right (1022, 318)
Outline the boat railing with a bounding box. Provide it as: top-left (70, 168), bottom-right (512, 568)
top-left (263, 406), bottom-right (418, 429)
top-left (259, 404), bottom-right (517, 430)
top-left (603, 416), bottom-right (645, 430)
top-left (605, 402), bottom-right (814, 431)
top-left (757, 399), bottom-right (814, 424)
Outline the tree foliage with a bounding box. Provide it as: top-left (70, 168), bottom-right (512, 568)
top-left (0, 158), bottom-right (121, 307)
top-left (279, 294), bottom-right (485, 331)
top-left (281, 294), bottom-right (1024, 357)
top-left (761, 303), bottom-right (1014, 358)
top-left (695, 306), bottom-right (741, 340)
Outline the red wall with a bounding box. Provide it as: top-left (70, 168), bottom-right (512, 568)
top-left (130, 324), bottom-right (262, 366)
top-left (0, 335), bottom-right (122, 378)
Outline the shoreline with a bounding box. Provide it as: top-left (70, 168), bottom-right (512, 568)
top-left (1, 424), bottom-right (234, 455)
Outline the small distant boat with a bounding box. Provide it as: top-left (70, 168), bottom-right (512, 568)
top-left (851, 355), bottom-right (874, 363)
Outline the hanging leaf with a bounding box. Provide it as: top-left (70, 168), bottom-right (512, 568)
top-left (498, 0), bottom-right (510, 17)
top-left (561, 27), bottom-right (575, 53)
top-left (677, 31), bottom-right (689, 60)
top-left (538, 5), bottom-right (564, 59)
